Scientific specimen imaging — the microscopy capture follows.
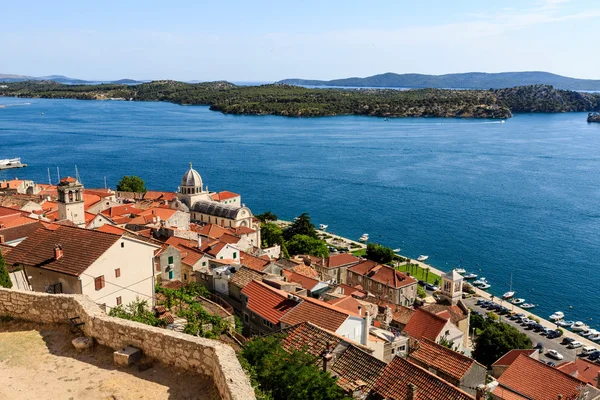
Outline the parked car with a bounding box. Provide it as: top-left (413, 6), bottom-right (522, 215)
top-left (418, 280), bottom-right (426, 287)
top-left (588, 351), bottom-right (600, 361)
top-left (546, 361), bottom-right (556, 367)
top-left (582, 346), bottom-right (597, 356)
top-left (547, 330), bottom-right (562, 339)
top-left (533, 323), bottom-right (545, 332)
top-left (568, 341), bottom-right (583, 349)
top-left (562, 337), bottom-right (575, 345)
top-left (547, 349), bottom-right (564, 360)
top-left (425, 283), bottom-right (439, 291)
top-left (476, 299), bottom-right (485, 305)
top-left (540, 328), bottom-right (551, 336)
top-left (535, 343), bottom-right (544, 353)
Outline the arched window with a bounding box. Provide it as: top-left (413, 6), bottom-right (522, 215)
top-left (68, 191), bottom-right (73, 202)
top-left (76, 191), bottom-right (81, 201)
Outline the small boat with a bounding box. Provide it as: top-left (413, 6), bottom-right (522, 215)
top-left (581, 329), bottom-right (599, 338)
top-left (393, 248), bottom-right (401, 253)
top-left (521, 303), bottom-right (535, 309)
top-left (319, 224), bottom-right (328, 230)
top-left (455, 268), bottom-right (466, 274)
top-left (549, 312), bottom-right (564, 321)
top-left (473, 278), bottom-right (487, 286)
top-left (417, 255), bottom-right (429, 262)
top-left (464, 273), bottom-right (478, 279)
top-left (503, 291), bottom-right (515, 300)
top-left (571, 321), bottom-right (588, 332)
top-left (557, 320), bottom-right (574, 328)
top-left (358, 234), bottom-right (369, 242)
top-left (511, 298), bottom-right (525, 305)
top-left (479, 283), bottom-right (491, 290)
top-left (589, 334), bottom-right (600, 342)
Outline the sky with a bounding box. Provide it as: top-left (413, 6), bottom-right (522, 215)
top-left (1, 0), bottom-right (599, 82)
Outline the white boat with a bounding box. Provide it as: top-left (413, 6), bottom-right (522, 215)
top-left (479, 283), bottom-right (491, 290)
top-left (393, 248), bottom-right (401, 253)
top-left (358, 234), bottom-right (369, 242)
top-left (417, 255), bottom-right (429, 262)
top-left (549, 312), bottom-right (564, 321)
top-left (571, 321), bottom-right (588, 332)
top-left (503, 291), bottom-right (515, 300)
top-left (511, 298), bottom-right (525, 305)
top-left (589, 334), bottom-right (600, 342)
top-left (521, 303), bottom-right (535, 309)
top-left (319, 224), bottom-right (328, 230)
top-left (0, 157), bottom-right (21, 166)
top-left (464, 273), bottom-right (478, 279)
top-left (455, 268), bottom-right (466, 274)
top-left (581, 329), bottom-right (599, 338)
top-left (557, 320), bottom-right (574, 328)
top-left (473, 278), bottom-right (487, 286)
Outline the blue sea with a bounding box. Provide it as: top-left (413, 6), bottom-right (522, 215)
top-left (2, 97), bottom-right (600, 326)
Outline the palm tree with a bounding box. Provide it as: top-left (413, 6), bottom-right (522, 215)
top-left (425, 267), bottom-right (430, 283)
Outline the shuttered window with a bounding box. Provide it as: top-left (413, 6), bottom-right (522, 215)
top-left (116, 296), bottom-right (122, 306)
top-left (94, 276), bottom-right (105, 291)
top-left (115, 268), bottom-right (120, 278)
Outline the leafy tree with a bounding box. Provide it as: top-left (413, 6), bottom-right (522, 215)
top-left (256, 211), bottom-right (278, 223)
top-left (116, 175), bottom-right (147, 193)
top-left (365, 243), bottom-right (395, 264)
top-left (261, 222), bottom-right (284, 248)
top-left (284, 213), bottom-right (317, 240)
top-left (0, 251), bottom-right (12, 288)
top-left (241, 335), bottom-right (351, 400)
top-left (286, 234), bottom-right (328, 258)
top-left (417, 285), bottom-right (426, 299)
top-left (473, 322), bottom-right (532, 368)
top-left (470, 312), bottom-right (486, 333)
top-left (109, 298), bottom-right (165, 327)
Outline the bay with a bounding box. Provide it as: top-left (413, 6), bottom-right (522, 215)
top-left (2, 97), bottom-right (600, 326)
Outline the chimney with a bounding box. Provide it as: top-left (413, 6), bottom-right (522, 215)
top-left (0, 235), bottom-right (4, 244)
top-left (54, 245), bottom-right (64, 260)
top-left (197, 236), bottom-right (202, 248)
top-left (358, 305), bottom-right (362, 316)
top-left (362, 311), bottom-right (371, 345)
top-left (558, 396), bottom-right (563, 400)
top-left (322, 341), bottom-right (333, 372)
top-left (407, 383), bottom-right (417, 400)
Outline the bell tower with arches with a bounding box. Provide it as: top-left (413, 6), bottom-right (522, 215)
top-left (57, 176), bottom-right (86, 226)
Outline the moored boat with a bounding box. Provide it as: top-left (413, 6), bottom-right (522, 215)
top-left (557, 320), bottom-right (574, 328)
top-left (464, 273), bottom-right (478, 279)
top-left (521, 303), bottom-right (535, 309)
top-left (455, 268), bottom-right (466, 274)
top-left (393, 248), bottom-right (401, 253)
top-left (417, 255), bottom-right (429, 262)
top-left (549, 312), bottom-right (564, 321)
top-left (571, 321), bottom-right (588, 332)
top-left (479, 283), bottom-right (491, 290)
top-left (473, 277), bottom-right (487, 286)
top-left (359, 233), bottom-right (369, 242)
top-left (511, 298), bottom-right (525, 305)
top-left (503, 291), bottom-right (515, 300)
top-left (319, 224), bottom-right (328, 230)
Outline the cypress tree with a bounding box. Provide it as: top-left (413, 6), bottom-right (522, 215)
top-left (0, 251), bottom-right (12, 289)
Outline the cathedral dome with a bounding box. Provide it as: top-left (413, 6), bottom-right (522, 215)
top-left (181, 163), bottom-right (203, 188)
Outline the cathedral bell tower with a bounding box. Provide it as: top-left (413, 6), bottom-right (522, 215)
top-left (57, 176), bottom-right (86, 227)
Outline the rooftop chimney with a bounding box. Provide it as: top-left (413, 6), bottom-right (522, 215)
top-left (362, 311), bottom-right (371, 346)
top-left (358, 305), bottom-right (362, 316)
top-left (54, 245), bottom-right (64, 260)
top-left (322, 341), bottom-right (333, 372)
top-left (407, 383), bottom-right (417, 400)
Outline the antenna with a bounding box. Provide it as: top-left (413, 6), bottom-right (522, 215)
top-left (57, 166), bottom-right (60, 182)
top-left (47, 168), bottom-right (52, 185)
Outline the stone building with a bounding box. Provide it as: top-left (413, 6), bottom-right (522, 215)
top-left (57, 177), bottom-right (86, 227)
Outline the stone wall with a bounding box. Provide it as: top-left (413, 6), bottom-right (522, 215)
top-left (0, 288), bottom-right (255, 400)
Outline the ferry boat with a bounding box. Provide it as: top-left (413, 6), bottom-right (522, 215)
top-left (454, 268), bottom-right (466, 274)
top-left (319, 224), bottom-right (328, 230)
top-left (549, 312), bottom-right (564, 321)
top-left (0, 157), bottom-right (26, 170)
top-left (521, 303), bottom-right (535, 309)
top-left (417, 255), bottom-right (429, 262)
top-left (464, 273), bottom-right (478, 279)
top-left (358, 234), bottom-right (369, 242)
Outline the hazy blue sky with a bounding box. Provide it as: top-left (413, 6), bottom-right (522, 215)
top-left (2, 0), bottom-right (599, 81)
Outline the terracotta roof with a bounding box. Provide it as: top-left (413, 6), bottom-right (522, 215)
top-left (403, 308), bottom-right (448, 341)
top-left (376, 299), bottom-right (415, 325)
top-left (0, 215), bottom-right (38, 229)
top-left (211, 191), bottom-right (240, 201)
top-left (557, 358), bottom-right (600, 386)
top-left (409, 338), bottom-right (481, 381)
top-left (96, 224), bottom-right (127, 235)
top-left (281, 321), bottom-right (372, 356)
top-left (137, 207), bottom-right (178, 221)
top-left (240, 251), bottom-right (270, 272)
top-left (331, 345), bottom-right (387, 393)
top-left (164, 237), bottom-right (204, 267)
top-left (0, 221), bottom-right (45, 243)
top-left (200, 240), bottom-right (228, 257)
top-left (241, 280), bottom-right (298, 324)
top-left (0, 205), bottom-right (27, 218)
top-left (282, 270), bottom-right (320, 291)
top-left (327, 253), bottom-right (362, 269)
top-left (493, 349), bottom-right (538, 367)
top-left (231, 226), bottom-right (255, 235)
top-left (1, 179), bottom-right (26, 189)
top-left (230, 266), bottom-right (266, 289)
top-left (143, 191), bottom-right (177, 201)
top-left (422, 303), bottom-right (468, 325)
top-left (196, 224), bottom-right (231, 239)
top-left (291, 263), bottom-right (319, 279)
top-left (4, 225), bottom-right (120, 276)
top-left (349, 260), bottom-right (417, 289)
top-left (497, 354), bottom-right (585, 400)
top-left (219, 233), bottom-right (240, 245)
top-left (162, 280), bottom-right (184, 290)
top-left (338, 283), bottom-right (367, 298)
top-left (60, 177), bottom-right (77, 184)
top-left (101, 204), bottom-right (142, 218)
top-left (373, 356), bottom-right (474, 400)
top-left (279, 296), bottom-right (355, 332)
top-left (327, 296), bottom-right (364, 315)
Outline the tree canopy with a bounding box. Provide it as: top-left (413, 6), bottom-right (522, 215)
top-left (0, 251), bottom-right (12, 289)
top-left (116, 175), bottom-right (147, 193)
top-left (241, 335), bottom-right (350, 400)
top-left (284, 213), bottom-right (318, 240)
top-left (473, 321), bottom-right (532, 368)
top-left (365, 243), bottom-right (396, 264)
top-left (256, 211), bottom-right (278, 223)
top-left (286, 235), bottom-right (328, 258)
top-left (261, 222), bottom-right (289, 258)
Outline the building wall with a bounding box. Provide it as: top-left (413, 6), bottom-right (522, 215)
top-left (346, 270), bottom-right (417, 307)
top-left (87, 214), bottom-right (114, 229)
top-left (0, 288), bottom-right (255, 400)
top-left (26, 268), bottom-right (82, 294)
top-left (81, 237), bottom-right (157, 310)
top-left (87, 199), bottom-right (120, 215)
top-left (436, 321), bottom-right (465, 353)
top-left (158, 246), bottom-right (182, 282)
top-left (461, 364), bottom-right (487, 397)
top-left (166, 211), bottom-right (191, 231)
top-left (335, 316), bottom-right (364, 344)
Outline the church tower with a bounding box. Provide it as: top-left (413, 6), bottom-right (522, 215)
top-left (440, 270), bottom-right (463, 305)
top-left (57, 177), bottom-right (86, 227)
top-left (178, 163), bottom-right (210, 208)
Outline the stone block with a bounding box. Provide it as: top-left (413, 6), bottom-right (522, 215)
top-left (113, 346), bottom-right (142, 366)
top-left (72, 336), bottom-right (94, 350)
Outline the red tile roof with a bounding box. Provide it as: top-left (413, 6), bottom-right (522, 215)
top-left (0, 221), bottom-right (46, 243)
top-left (493, 349), bottom-right (537, 367)
top-left (4, 225), bottom-right (120, 276)
top-left (241, 280), bottom-right (298, 324)
top-left (422, 303), bottom-right (468, 326)
top-left (327, 253), bottom-right (362, 269)
top-left (283, 270), bottom-right (319, 291)
top-left (291, 263), bottom-right (319, 279)
top-left (376, 299), bottom-right (415, 325)
top-left (496, 354), bottom-right (585, 400)
top-left (409, 338), bottom-right (482, 381)
top-left (279, 296), bottom-right (355, 332)
top-left (195, 223), bottom-right (231, 239)
top-left (101, 204), bottom-right (142, 218)
top-left (373, 356), bottom-right (474, 400)
top-left (338, 283), bottom-right (367, 298)
top-left (137, 207), bottom-right (178, 221)
top-left (60, 177), bottom-right (77, 183)
top-left (403, 308), bottom-right (448, 342)
top-left (349, 260), bottom-right (417, 289)
top-left (231, 226), bottom-right (255, 235)
top-left (95, 224), bottom-right (127, 235)
top-left (229, 266), bottom-right (267, 289)
top-left (200, 240), bottom-right (228, 257)
top-left (326, 296), bottom-right (364, 315)
top-left (556, 358), bottom-right (600, 386)
top-left (240, 251), bottom-right (270, 272)
top-left (331, 345), bottom-right (387, 393)
top-left (211, 191), bottom-right (240, 201)
top-left (0, 205), bottom-right (28, 218)
top-left (143, 191), bottom-right (177, 201)
top-left (0, 215), bottom-right (38, 229)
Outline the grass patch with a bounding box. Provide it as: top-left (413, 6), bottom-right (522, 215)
top-left (395, 263), bottom-right (441, 284)
top-left (352, 248), bottom-right (366, 257)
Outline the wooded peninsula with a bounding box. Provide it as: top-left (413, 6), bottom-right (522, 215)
top-left (1, 81), bottom-right (599, 119)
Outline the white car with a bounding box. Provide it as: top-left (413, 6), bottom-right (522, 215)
top-left (568, 341), bottom-right (583, 349)
top-left (547, 349), bottom-right (564, 360)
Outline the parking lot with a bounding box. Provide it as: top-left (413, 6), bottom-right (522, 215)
top-left (463, 297), bottom-right (591, 365)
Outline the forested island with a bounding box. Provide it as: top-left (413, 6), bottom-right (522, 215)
top-left (1, 81), bottom-right (599, 119)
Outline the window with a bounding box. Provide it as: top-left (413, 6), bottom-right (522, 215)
top-left (121, 242), bottom-right (125, 248)
top-left (168, 270), bottom-right (174, 279)
top-left (184, 274), bottom-right (188, 281)
top-left (115, 268), bottom-right (120, 278)
top-left (168, 256), bottom-right (174, 264)
top-left (244, 313), bottom-right (249, 323)
top-left (116, 296), bottom-right (122, 306)
top-left (233, 252), bottom-right (237, 259)
top-left (94, 276), bottom-right (105, 291)
top-left (202, 261), bottom-right (206, 267)
top-left (220, 256), bottom-right (223, 259)
top-left (263, 319), bottom-right (274, 329)
top-left (399, 345), bottom-right (406, 351)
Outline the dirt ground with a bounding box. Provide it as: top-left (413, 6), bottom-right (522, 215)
top-left (0, 320), bottom-right (220, 400)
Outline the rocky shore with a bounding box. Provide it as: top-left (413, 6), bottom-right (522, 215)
top-left (588, 112), bottom-right (600, 122)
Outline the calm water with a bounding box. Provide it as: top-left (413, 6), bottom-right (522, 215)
top-left (2, 97), bottom-right (600, 326)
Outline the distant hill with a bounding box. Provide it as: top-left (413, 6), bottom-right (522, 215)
top-left (279, 72), bottom-right (600, 91)
top-left (0, 73), bottom-right (144, 85)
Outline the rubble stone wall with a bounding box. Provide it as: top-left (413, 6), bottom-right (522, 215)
top-left (0, 288), bottom-right (254, 400)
